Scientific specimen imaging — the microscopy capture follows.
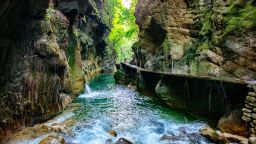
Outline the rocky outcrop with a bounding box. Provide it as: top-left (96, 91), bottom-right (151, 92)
top-left (199, 127), bottom-right (248, 143)
top-left (133, 0), bottom-right (256, 81)
top-left (0, 0), bottom-right (115, 138)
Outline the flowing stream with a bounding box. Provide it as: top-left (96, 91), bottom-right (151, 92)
top-left (69, 74), bottom-right (209, 144)
top-left (7, 74), bottom-right (210, 144)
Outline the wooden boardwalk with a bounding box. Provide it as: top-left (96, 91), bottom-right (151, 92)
top-left (121, 62), bottom-right (246, 84)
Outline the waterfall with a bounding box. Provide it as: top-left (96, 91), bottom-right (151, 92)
top-left (85, 84), bottom-right (92, 93)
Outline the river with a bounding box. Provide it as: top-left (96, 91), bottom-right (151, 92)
top-left (7, 74), bottom-right (210, 144)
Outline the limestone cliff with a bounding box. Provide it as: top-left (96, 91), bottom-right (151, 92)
top-left (0, 0), bottom-right (115, 137)
top-left (133, 0), bottom-right (256, 81)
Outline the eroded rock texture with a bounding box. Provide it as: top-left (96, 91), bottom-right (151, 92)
top-left (133, 0), bottom-right (256, 81)
top-left (0, 0), bottom-right (115, 137)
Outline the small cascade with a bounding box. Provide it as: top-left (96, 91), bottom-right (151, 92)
top-left (85, 84), bottom-right (92, 93)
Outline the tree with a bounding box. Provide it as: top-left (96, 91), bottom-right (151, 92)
top-left (108, 0), bottom-right (139, 62)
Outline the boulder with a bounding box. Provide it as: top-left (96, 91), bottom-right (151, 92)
top-left (114, 138), bottom-right (133, 144)
top-left (155, 80), bottom-right (184, 109)
top-left (155, 80), bottom-right (170, 98)
top-left (199, 127), bottom-right (228, 143)
top-left (218, 110), bottom-right (249, 137)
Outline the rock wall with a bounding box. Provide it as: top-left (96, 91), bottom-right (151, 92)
top-left (0, 0), bottom-right (115, 138)
top-left (133, 0), bottom-right (256, 81)
top-left (242, 85), bottom-right (256, 137)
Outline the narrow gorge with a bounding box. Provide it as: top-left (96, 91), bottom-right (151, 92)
top-left (0, 0), bottom-right (256, 144)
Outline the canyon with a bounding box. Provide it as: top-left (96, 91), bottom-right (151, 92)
top-left (0, 0), bottom-right (256, 143)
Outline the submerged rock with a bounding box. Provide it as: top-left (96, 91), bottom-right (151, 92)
top-left (159, 134), bottom-right (181, 141)
top-left (39, 135), bottom-right (65, 144)
top-left (108, 130), bottom-right (117, 137)
top-left (114, 138), bottom-right (133, 144)
top-left (106, 139), bottom-right (113, 144)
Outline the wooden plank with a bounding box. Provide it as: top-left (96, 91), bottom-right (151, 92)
top-left (121, 62), bottom-right (246, 84)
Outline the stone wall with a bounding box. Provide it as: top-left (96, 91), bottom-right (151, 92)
top-left (242, 85), bottom-right (256, 137)
top-left (0, 0), bottom-right (115, 138)
top-left (133, 0), bottom-right (256, 81)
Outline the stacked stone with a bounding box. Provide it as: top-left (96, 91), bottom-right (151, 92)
top-left (242, 85), bottom-right (256, 137)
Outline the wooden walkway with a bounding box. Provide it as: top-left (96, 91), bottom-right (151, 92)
top-left (121, 62), bottom-right (246, 84)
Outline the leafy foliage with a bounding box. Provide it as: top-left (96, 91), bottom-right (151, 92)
top-left (108, 0), bottom-right (139, 62)
top-left (224, 0), bottom-right (256, 35)
top-left (200, 11), bottom-right (213, 36)
top-left (179, 43), bottom-right (199, 65)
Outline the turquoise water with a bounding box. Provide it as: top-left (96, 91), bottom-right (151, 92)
top-left (70, 74), bottom-right (209, 144)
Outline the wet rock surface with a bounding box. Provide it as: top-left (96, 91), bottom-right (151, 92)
top-left (114, 138), bottom-right (133, 144)
top-left (0, 0), bottom-right (115, 137)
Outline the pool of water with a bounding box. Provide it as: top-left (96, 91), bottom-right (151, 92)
top-left (69, 74), bottom-right (209, 144)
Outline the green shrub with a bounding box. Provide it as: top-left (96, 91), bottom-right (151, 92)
top-left (224, 0), bottom-right (256, 35)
